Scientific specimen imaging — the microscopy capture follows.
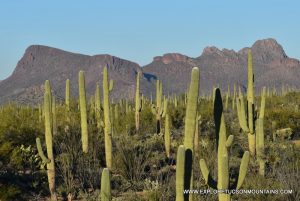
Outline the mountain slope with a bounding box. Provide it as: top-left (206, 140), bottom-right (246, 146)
top-left (0, 45), bottom-right (142, 103)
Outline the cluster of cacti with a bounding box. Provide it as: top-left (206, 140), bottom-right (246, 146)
top-left (26, 45), bottom-right (300, 201)
top-left (200, 88), bottom-right (250, 201)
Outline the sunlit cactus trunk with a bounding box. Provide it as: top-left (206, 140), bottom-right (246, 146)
top-left (95, 83), bottom-right (102, 129)
top-left (200, 88), bottom-right (250, 201)
top-left (79, 71), bottom-right (89, 153)
top-left (65, 79), bottom-right (70, 111)
top-left (100, 168), bottom-right (111, 201)
top-left (183, 67), bottom-right (200, 201)
top-left (194, 113), bottom-right (201, 157)
top-left (151, 80), bottom-right (164, 134)
top-left (52, 96), bottom-right (57, 136)
top-left (135, 72), bottom-right (142, 131)
top-left (36, 82), bottom-right (57, 201)
top-left (256, 87), bottom-right (266, 176)
top-left (247, 49), bottom-right (255, 156)
top-left (164, 113), bottom-right (171, 158)
top-left (103, 66), bottom-right (114, 169)
top-left (175, 145), bottom-right (185, 201)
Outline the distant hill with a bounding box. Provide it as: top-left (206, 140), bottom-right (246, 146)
top-left (0, 39), bottom-right (299, 104)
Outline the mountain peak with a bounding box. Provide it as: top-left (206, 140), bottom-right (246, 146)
top-left (252, 38), bottom-right (287, 60)
top-left (203, 46), bottom-right (222, 54)
top-left (153, 53), bottom-right (189, 64)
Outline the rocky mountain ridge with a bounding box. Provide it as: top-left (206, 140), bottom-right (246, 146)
top-left (0, 38), bottom-right (299, 104)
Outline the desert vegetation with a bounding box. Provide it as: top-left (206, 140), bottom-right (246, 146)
top-left (0, 50), bottom-right (299, 201)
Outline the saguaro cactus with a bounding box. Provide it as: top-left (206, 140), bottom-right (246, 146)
top-left (225, 85), bottom-right (229, 110)
top-left (183, 67), bottom-right (200, 201)
top-left (44, 80), bottom-right (52, 129)
top-left (151, 80), bottom-right (166, 134)
top-left (256, 87), bottom-right (266, 176)
top-left (100, 168), bottom-right (111, 201)
top-left (176, 145), bottom-right (186, 201)
top-left (95, 83), bottom-right (102, 129)
top-left (135, 72), bottom-right (143, 131)
top-left (247, 49), bottom-right (255, 154)
top-left (38, 104), bottom-right (42, 123)
top-left (102, 66), bottom-right (114, 169)
top-left (36, 90), bottom-right (57, 201)
top-left (52, 96), bottom-right (57, 136)
top-left (194, 113), bottom-right (201, 157)
top-left (256, 118), bottom-right (265, 176)
top-left (200, 88), bottom-right (250, 201)
top-left (164, 99), bottom-right (171, 158)
top-left (65, 79), bottom-right (70, 111)
top-left (79, 71), bottom-right (89, 153)
top-left (236, 49), bottom-right (260, 156)
top-left (232, 84), bottom-right (236, 110)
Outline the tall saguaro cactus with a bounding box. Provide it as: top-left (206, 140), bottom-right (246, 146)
top-left (100, 168), bottom-right (111, 201)
top-left (236, 49), bottom-right (259, 156)
top-left (183, 67), bottom-right (200, 201)
top-left (176, 145), bottom-right (186, 201)
top-left (151, 80), bottom-right (165, 134)
top-left (65, 79), bottom-right (70, 111)
top-left (164, 98), bottom-right (171, 158)
top-left (95, 83), bottom-right (102, 129)
top-left (52, 96), bottom-right (57, 136)
top-left (194, 113), bottom-right (201, 157)
top-left (200, 88), bottom-right (250, 201)
top-left (135, 72), bottom-right (143, 131)
top-left (247, 49), bottom-right (255, 154)
top-left (256, 87), bottom-right (266, 176)
top-left (36, 88), bottom-right (57, 201)
top-left (79, 71), bottom-right (89, 153)
top-left (103, 66), bottom-right (114, 169)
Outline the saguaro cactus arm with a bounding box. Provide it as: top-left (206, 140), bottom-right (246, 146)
top-left (259, 87), bottom-right (266, 119)
top-left (225, 135), bottom-right (234, 147)
top-left (36, 138), bottom-right (50, 163)
top-left (199, 159), bottom-right (218, 189)
top-left (109, 79), bottom-right (114, 91)
top-left (236, 151), bottom-right (250, 189)
top-left (236, 88), bottom-right (249, 133)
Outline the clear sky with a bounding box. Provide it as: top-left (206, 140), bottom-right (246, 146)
top-left (0, 0), bottom-right (299, 80)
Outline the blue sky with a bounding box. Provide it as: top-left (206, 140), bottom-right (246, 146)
top-left (0, 0), bottom-right (299, 80)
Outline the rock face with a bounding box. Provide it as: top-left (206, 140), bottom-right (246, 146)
top-left (0, 38), bottom-right (300, 104)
